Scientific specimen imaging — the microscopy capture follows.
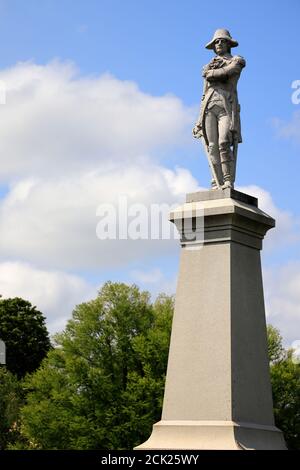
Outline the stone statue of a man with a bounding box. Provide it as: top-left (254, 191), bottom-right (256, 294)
top-left (193, 29), bottom-right (246, 189)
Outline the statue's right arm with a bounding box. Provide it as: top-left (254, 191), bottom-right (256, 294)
top-left (192, 75), bottom-right (209, 138)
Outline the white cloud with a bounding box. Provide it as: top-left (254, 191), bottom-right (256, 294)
top-left (130, 267), bottom-right (177, 300)
top-left (0, 60), bottom-right (197, 333)
top-left (0, 261), bottom-right (96, 334)
top-left (0, 60), bottom-right (198, 270)
top-left (237, 185), bottom-right (300, 250)
top-left (264, 262), bottom-right (300, 346)
top-left (272, 111), bottom-right (300, 144)
top-left (0, 164), bottom-right (198, 269)
top-left (0, 61), bottom-right (194, 181)
top-left (130, 268), bottom-right (164, 284)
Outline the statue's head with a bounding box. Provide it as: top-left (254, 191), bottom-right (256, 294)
top-left (205, 29), bottom-right (238, 56)
top-left (214, 38), bottom-right (230, 56)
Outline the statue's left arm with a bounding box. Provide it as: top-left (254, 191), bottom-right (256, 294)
top-left (205, 56), bottom-right (246, 81)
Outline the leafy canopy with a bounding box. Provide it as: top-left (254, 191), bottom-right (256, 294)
top-left (0, 297), bottom-right (51, 378)
top-left (10, 287), bottom-right (300, 450)
top-left (0, 368), bottom-right (23, 450)
top-left (16, 283), bottom-right (173, 449)
top-left (268, 326), bottom-right (300, 450)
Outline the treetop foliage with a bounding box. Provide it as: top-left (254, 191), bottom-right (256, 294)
top-left (0, 297), bottom-right (51, 378)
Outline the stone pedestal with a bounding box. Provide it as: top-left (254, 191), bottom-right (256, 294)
top-left (136, 189), bottom-right (286, 450)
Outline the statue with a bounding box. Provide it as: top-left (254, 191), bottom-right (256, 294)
top-left (193, 29), bottom-right (246, 189)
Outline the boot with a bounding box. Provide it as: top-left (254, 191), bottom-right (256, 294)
top-left (211, 163), bottom-right (223, 189)
top-left (230, 159), bottom-right (236, 186)
top-left (221, 161), bottom-right (233, 189)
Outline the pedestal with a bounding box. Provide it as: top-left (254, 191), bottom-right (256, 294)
top-left (136, 189), bottom-right (286, 450)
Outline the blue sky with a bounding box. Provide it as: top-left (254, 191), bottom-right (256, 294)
top-left (0, 0), bottom-right (299, 344)
top-left (0, 0), bottom-right (299, 204)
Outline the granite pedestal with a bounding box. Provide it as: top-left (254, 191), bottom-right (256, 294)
top-left (135, 189), bottom-right (286, 450)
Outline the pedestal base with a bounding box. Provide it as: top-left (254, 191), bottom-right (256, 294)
top-left (135, 420), bottom-right (286, 450)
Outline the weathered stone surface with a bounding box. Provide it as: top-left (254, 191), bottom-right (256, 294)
top-left (186, 188), bottom-right (257, 207)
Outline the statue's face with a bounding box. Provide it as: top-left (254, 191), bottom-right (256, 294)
top-left (214, 38), bottom-right (229, 56)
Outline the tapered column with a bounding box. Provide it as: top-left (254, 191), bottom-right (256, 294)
top-left (136, 189), bottom-right (286, 450)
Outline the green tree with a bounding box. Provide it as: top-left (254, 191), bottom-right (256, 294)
top-left (267, 325), bottom-right (285, 363)
top-left (13, 287), bottom-right (299, 450)
top-left (0, 297), bottom-right (51, 378)
top-left (271, 352), bottom-right (300, 450)
top-left (0, 368), bottom-right (23, 449)
top-left (15, 283), bottom-right (173, 449)
top-left (267, 325), bottom-right (300, 450)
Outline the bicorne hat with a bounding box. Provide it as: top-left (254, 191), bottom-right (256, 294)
top-left (205, 29), bottom-right (238, 50)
